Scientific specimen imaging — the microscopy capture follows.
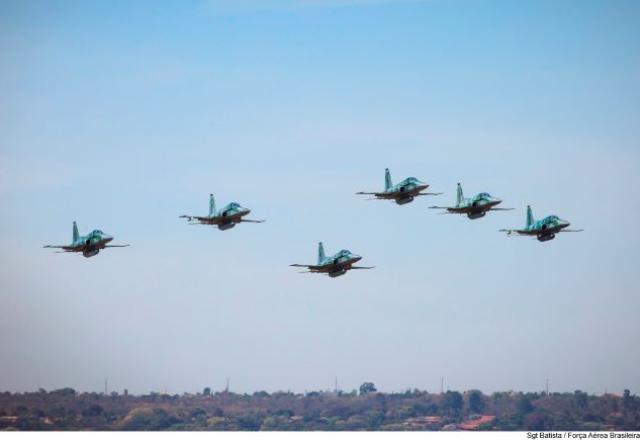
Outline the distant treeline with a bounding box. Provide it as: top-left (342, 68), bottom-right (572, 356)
top-left (0, 385), bottom-right (638, 431)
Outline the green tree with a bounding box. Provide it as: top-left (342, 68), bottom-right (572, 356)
top-left (81, 405), bottom-right (104, 417)
top-left (261, 415), bottom-right (291, 430)
top-left (366, 410), bottom-right (385, 429)
top-left (622, 389), bottom-right (632, 410)
top-left (468, 390), bottom-right (485, 413)
top-left (517, 395), bottom-right (534, 415)
top-left (50, 388), bottom-right (76, 396)
top-left (574, 390), bottom-right (588, 409)
top-left (203, 387), bottom-right (211, 396)
top-left (117, 407), bottom-right (179, 430)
top-left (524, 412), bottom-right (552, 430)
top-left (189, 407), bottom-right (207, 422)
top-left (237, 412), bottom-right (263, 430)
top-left (442, 391), bottom-right (464, 415)
top-left (359, 382), bottom-right (377, 395)
top-left (207, 416), bottom-right (226, 430)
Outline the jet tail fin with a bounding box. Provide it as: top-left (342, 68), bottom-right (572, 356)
top-left (384, 168), bottom-right (392, 191)
top-left (209, 194), bottom-right (216, 217)
top-left (318, 242), bottom-right (325, 265)
top-left (72, 221), bottom-right (79, 243)
top-left (526, 205), bottom-right (534, 228)
top-left (456, 183), bottom-right (464, 207)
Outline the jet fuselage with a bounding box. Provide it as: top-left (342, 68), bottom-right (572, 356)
top-left (75, 230), bottom-right (114, 257)
top-left (525, 216), bottom-right (571, 241)
top-left (377, 178), bottom-right (430, 205)
top-left (317, 251), bottom-right (363, 277)
top-left (458, 193), bottom-right (504, 219)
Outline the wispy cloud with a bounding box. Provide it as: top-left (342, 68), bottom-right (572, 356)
top-left (206, 0), bottom-right (428, 14)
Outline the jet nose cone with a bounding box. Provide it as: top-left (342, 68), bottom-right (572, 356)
top-left (104, 235), bottom-right (114, 242)
top-left (560, 220), bottom-right (571, 228)
top-left (491, 197), bottom-right (502, 206)
top-left (244, 208), bottom-right (251, 215)
top-left (353, 254), bottom-right (362, 262)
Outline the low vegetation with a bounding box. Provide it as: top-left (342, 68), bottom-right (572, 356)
top-left (0, 386), bottom-right (638, 431)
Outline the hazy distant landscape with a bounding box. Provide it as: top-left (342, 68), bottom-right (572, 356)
top-left (1, 386), bottom-right (638, 431)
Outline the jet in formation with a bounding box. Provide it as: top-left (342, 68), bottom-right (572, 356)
top-left (44, 222), bottom-right (129, 257)
top-left (180, 194), bottom-right (265, 230)
top-left (428, 183), bottom-right (513, 219)
top-left (500, 205), bottom-right (583, 242)
top-left (291, 242), bottom-right (374, 278)
top-left (356, 168), bottom-right (441, 205)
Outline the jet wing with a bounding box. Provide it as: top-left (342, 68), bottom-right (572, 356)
top-left (105, 244), bottom-right (130, 247)
top-left (559, 229), bottom-right (584, 232)
top-left (290, 264), bottom-right (321, 269)
top-left (416, 192), bottom-right (443, 196)
top-left (180, 215), bottom-right (218, 224)
top-left (240, 219), bottom-right (266, 223)
top-left (350, 266), bottom-right (375, 269)
top-left (356, 191), bottom-right (390, 200)
top-left (290, 263), bottom-right (324, 273)
top-left (429, 206), bottom-right (465, 213)
top-left (430, 206), bottom-right (512, 212)
top-left (43, 245), bottom-right (77, 251)
top-left (499, 229), bottom-right (533, 236)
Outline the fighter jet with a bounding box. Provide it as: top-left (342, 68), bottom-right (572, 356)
top-left (356, 168), bottom-right (441, 205)
top-left (290, 242), bottom-right (374, 278)
top-left (500, 205), bottom-right (583, 242)
top-left (428, 182), bottom-right (513, 219)
top-left (180, 194), bottom-right (265, 230)
top-left (44, 222), bottom-right (129, 257)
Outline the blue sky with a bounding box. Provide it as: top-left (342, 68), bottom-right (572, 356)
top-left (1, 0), bottom-right (639, 395)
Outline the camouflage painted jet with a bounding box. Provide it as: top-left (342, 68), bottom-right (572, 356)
top-left (500, 205), bottom-right (583, 242)
top-left (180, 194), bottom-right (265, 230)
top-left (290, 242), bottom-right (374, 278)
top-left (356, 168), bottom-right (441, 205)
top-left (429, 183), bottom-right (513, 219)
top-left (44, 222), bottom-right (129, 257)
